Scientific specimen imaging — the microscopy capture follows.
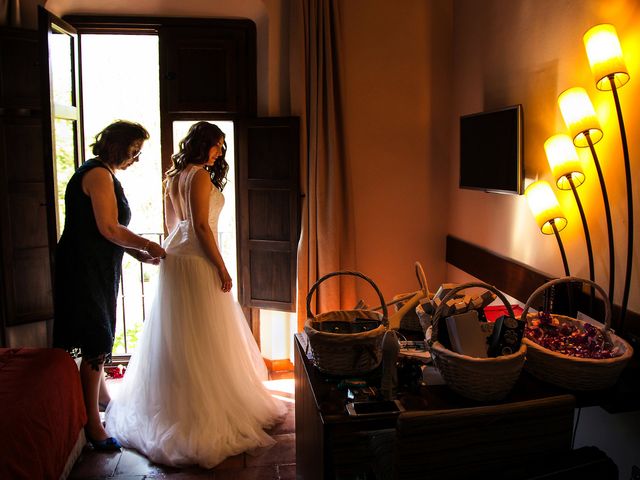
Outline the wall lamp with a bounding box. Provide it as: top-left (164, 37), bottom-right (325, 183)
top-left (557, 87), bottom-right (615, 306)
top-left (544, 134), bottom-right (594, 284)
top-left (525, 180), bottom-right (570, 277)
top-left (584, 23), bottom-right (634, 329)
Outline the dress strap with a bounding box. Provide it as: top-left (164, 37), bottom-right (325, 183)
top-left (182, 166), bottom-right (200, 223)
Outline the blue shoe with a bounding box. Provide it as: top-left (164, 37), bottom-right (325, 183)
top-left (88, 436), bottom-right (122, 452)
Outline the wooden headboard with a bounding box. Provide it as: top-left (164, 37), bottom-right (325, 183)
top-left (445, 235), bottom-right (638, 338)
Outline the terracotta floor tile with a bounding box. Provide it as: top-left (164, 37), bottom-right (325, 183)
top-left (214, 465), bottom-right (279, 480)
top-left (142, 452), bottom-right (245, 476)
top-left (68, 445), bottom-right (122, 478)
top-left (212, 453), bottom-right (246, 470)
top-left (103, 476), bottom-right (146, 480)
top-left (265, 402), bottom-right (295, 436)
top-left (114, 448), bottom-right (178, 476)
top-left (277, 464), bottom-right (296, 479)
top-left (269, 370), bottom-right (294, 381)
top-left (245, 434), bottom-right (295, 467)
top-left (147, 472), bottom-right (215, 479)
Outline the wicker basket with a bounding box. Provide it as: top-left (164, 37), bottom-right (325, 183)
top-left (521, 276), bottom-right (633, 391)
top-left (304, 271), bottom-right (389, 376)
top-left (426, 282), bottom-right (527, 402)
top-left (392, 262), bottom-right (431, 331)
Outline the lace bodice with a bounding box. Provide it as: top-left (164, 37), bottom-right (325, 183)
top-left (163, 167), bottom-right (225, 256)
top-left (206, 186), bottom-right (225, 235)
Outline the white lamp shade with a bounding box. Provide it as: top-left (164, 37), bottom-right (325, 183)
top-left (544, 134), bottom-right (585, 190)
top-left (525, 181), bottom-right (567, 235)
top-left (558, 87), bottom-right (603, 148)
top-left (584, 24), bottom-right (629, 91)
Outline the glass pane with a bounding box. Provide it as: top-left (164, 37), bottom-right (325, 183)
top-left (173, 120), bottom-right (238, 300)
top-left (54, 118), bottom-right (76, 234)
top-left (50, 27), bottom-right (74, 107)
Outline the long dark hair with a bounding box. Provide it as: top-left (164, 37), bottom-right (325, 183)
top-left (91, 120), bottom-right (149, 167)
top-left (166, 121), bottom-right (229, 191)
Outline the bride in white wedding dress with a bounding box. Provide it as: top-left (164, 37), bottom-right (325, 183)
top-left (105, 121), bottom-right (286, 468)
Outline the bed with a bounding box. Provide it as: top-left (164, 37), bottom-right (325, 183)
top-left (0, 347), bottom-right (87, 480)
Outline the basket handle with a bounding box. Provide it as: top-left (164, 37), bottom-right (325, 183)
top-left (415, 261), bottom-right (431, 296)
top-left (387, 262), bottom-right (431, 330)
top-left (519, 276), bottom-right (611, 331)
top-left (429, 282), bottom-right (515, 344)
top-left (370, 261), bottom-right (431, 312)
top-left (306, 270), bottom-right (389, 324)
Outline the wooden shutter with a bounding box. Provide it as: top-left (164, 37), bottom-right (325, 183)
top-left (0, 23), bottom-right (57, 338)
top-left (159, 21), bottom-right (256, 115)
top-left (237, 117), bottom-right (300, 312)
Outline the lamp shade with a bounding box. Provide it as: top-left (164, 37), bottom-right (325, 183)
top-left (544, 134), bottom-right (585, 190)
top-left (558, 87), bottom-right (603, 148)
top-left (525, 181), bottom-right (567, 235)
top-left (584, 24), bottom-right (629, 91)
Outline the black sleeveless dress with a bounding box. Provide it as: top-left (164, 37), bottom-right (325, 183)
top-left (53, 158), bottom-right (131, 367)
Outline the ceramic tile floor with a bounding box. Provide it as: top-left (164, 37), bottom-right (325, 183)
top-left (68, 371), bottom-right (296, 480)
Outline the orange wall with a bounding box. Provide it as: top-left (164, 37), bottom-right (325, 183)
top-left (337, 0), bottom-right (452, 304)
top-left (449, 0), bottom-right (640, 315)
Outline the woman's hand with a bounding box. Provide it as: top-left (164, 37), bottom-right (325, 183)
top-left (145, 241), bottom-right (166, 259)
top-left (126, 248), bottom-right (162, 265)
top-left (139, 250), bottom-right (162, 265)
top-left (218, 267), bottom-right (232, 293)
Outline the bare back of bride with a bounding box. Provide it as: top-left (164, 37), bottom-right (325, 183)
top-left (105, 121), bottom-right (286, 468)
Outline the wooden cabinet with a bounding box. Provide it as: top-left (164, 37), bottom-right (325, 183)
top-left (294, 333), bottom-right (590, 479)
top-left (0, 27), bottom-right (53, 345)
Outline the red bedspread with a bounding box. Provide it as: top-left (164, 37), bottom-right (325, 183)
top-left (0, 348), bottom-right (86, 480)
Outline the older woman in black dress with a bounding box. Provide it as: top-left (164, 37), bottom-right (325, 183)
top-left (53, 120), bottom-right (165, 451)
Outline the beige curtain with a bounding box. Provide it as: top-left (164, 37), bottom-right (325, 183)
top-left (289, 0), bottom-right (357, 330)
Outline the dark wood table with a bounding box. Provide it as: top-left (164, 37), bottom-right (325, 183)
top-left (293, 332), bottom-right (636, 479)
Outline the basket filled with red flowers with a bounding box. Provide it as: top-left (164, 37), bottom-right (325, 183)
top-left (521, 276), bottom-right (633, 391)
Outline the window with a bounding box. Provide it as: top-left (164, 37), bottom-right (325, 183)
top-left (40, 10), bottom-right (300, 358)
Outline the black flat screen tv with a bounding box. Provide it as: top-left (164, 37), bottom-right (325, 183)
top-left (459, 104), bottom-right (523, 195)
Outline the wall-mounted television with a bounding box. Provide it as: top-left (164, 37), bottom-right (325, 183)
top-left (459, 104), bottom-right (524, 195)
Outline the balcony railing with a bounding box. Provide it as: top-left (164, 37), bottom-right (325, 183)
top-left (112, 232), bottom-right (163, 362)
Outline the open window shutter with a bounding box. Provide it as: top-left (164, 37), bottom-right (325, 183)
top-left (237, 117), bottom-right (300, 312)
top-left (0, 27), bottom-right (50, 333)
top-left (0, 8), bottom-right (82, 337)
top-left (39, 7), bottom-right (84, 264)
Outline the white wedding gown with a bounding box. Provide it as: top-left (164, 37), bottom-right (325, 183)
top-left (105, 167), bottom-right (287, 468)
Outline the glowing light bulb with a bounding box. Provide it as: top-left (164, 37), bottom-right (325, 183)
top-left (544, 134), bottom-right (585, 190)
top-left (525, 181), bottom-right (567, 235)
top-left (584, 24), bottom-right (629, 90)
top-left (558, 87), bottom-right (602, 148)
